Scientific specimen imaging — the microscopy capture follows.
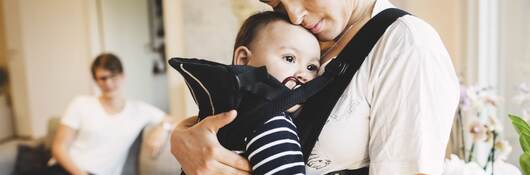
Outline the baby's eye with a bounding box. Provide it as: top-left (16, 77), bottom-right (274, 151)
top-left (283, 55), bottom-right (295, 63)
top-left (307, 64), bottom-right (319, 72)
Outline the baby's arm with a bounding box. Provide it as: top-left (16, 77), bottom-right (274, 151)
top-left (245, 114), bottom-right (305, 175)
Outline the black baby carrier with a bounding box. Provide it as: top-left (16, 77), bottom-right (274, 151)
top-left (168, 8), bottom-right (409, 166)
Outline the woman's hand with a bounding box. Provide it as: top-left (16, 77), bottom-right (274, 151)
top-left (170, 110), bottom-right (251, 175)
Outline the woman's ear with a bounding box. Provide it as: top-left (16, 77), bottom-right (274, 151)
top-left (233, 46), bottom-right (252, 65)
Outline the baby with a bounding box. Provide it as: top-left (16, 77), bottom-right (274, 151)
top-left (230, 11), bottom-right (321, 174)
top-left (174, 11), bottom-right (321, 175)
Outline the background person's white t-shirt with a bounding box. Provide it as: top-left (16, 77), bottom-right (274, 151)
top-left (60, 95), bottom-right (165, 175)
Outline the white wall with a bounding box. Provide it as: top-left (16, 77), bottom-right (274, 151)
top-left (164, 0), bottom-right (269, 118)
top-left (498, 0), bottom-right (530, 166)
top-left (0, 0), bottom-right (14, 140)
top-left (162, 0), bottom-right (186, 118)
top-left (3, 0), bottom-right (31, 137)
top-left (98, 0), bottom-right (169, 112)
top-left (3, 0), bottom-right (93, 138)
top-left (2, 0), bottom-right (170, 138)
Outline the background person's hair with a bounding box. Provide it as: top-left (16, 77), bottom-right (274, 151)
top-left (91, 53), bottom-right (124, 79)
top-left (233, 11), bottom-right (290, 63)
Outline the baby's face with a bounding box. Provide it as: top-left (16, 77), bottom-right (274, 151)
top-left (241, 20), bottom-right (321, 89)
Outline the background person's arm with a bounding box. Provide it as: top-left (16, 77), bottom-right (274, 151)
top-left (145, 115), bottom-right (180, 158)
top-left (52, 124), bottom-right (88, 175)
top-left (170, 110), bottom-right (251, 175)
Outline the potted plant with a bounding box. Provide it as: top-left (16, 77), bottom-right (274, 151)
top-left (509, 114), bottom-right (530, 175)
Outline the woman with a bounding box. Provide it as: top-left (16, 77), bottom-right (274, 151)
top-left (170, 0), bottom-right (459, 174)
top-left (51, 53), bottom-right (177, 175)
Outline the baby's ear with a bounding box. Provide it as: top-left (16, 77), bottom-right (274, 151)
top-left (233, 46), bottom-right (252, 65)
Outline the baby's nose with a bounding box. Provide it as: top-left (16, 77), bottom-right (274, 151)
top-left (295, 74), bottom-right (308, 84)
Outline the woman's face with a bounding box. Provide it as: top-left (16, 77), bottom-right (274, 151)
top-left (260, 0), bottom-right (355, 41)
top-left (94, 68), bottom-right (124, 97)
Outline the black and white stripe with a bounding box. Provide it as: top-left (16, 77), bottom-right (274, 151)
top-left (244, 114), bottom-right (305, 175)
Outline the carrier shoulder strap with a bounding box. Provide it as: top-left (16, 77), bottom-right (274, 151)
top-left (295, 8), bottom-right (409, 162)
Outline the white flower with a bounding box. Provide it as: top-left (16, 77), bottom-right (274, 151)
top-left (513, 83), bottom-right (530, 121)
top-left (469, 120), bottom-right (488, 142)
top-left (466, 86), bottom-right (484, 112)
top-left (494, 139), bottom-right (512, 161)
top-left (486, 114), bottom-right (503, 132)
top-left (512, 93), bottom-right (530, 106)
top-left (492, 160), bottom-right (522, 175)
top-left (482, 94), bottom-right (501, 107)
top-left (443, 154), bottom-right (486, 175)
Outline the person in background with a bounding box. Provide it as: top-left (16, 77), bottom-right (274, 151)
top-left (51, 53), bottom-right (178, 175)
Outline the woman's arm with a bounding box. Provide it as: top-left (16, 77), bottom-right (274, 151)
top-left (169, 110), bottom-right (251, 175)
top-left (52, 124), bottom-right (88, 175)
top-left (367, 25), bottom-right (459, 174)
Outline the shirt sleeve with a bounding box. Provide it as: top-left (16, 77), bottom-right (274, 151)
top-left (367, 20), bottom-right (460, 175)
top-left (139, 102), bottom-right (166, 125)
top-left (61, 96), bottom-right (84, 129)
top-left (245, 115), bottom-right (305, 175)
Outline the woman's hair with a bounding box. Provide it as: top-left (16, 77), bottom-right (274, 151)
top-left (233, 11), bottom-right (290, 63)
top-left (91, 53), bottom-right (124, 79)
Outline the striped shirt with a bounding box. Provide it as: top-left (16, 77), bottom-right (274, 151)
top-left (243, 114), bottom-right (305, 175)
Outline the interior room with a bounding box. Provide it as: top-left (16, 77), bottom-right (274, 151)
top-left (0, 0), bottom-right (528, 174)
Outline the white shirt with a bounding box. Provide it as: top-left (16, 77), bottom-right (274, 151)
top-left (306, 0), bottom-right (460, 174)
top-left (60, 96), bottom-right (165, 175)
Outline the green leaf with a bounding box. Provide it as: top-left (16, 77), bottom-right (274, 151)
top-left (522, 135), bottom-right (530, 153)
top-left (521, 152), bottom-right (530, 175)
top-left (510, 114), bottom-right (530, 136)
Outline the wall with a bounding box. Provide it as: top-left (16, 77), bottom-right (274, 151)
top-left (498, 0), bottom-right (530, 166)
top-left (0, 0), bottom-right (5, 68)
top-left (98, 0), bottom-right (169, 111)
top-left (3, 0), bottom-right (93, 138)
top-left (164, 0), bottom-right (269, 118)
top-left (2, 0), bottom-right (171, 138)
top-left (4, 0), bottom-right (33, 137)
top-left (0, 0), bottom-right (13, 140)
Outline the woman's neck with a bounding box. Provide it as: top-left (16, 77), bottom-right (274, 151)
top-left (348, 0), bottom-right (377, 32)
top-left (321, 0), bottom-right (376, 63)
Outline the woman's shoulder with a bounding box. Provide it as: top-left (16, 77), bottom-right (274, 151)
top-left (383, 15), bottom-right (444, 49)
top-left (363, 14), bottom-right (456, 80)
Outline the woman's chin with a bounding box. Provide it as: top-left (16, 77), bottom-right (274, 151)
top-left (315, 31), bottom-right (336, 42)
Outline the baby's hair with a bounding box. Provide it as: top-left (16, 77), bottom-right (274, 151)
top-left (233, 11), bottom-right (290, 63)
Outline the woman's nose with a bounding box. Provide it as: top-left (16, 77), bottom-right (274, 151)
top-left (282, 0), bottom-right (305, 25)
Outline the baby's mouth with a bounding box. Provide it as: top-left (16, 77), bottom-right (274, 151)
top-left (282, 76), bottom-right (304, 89)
